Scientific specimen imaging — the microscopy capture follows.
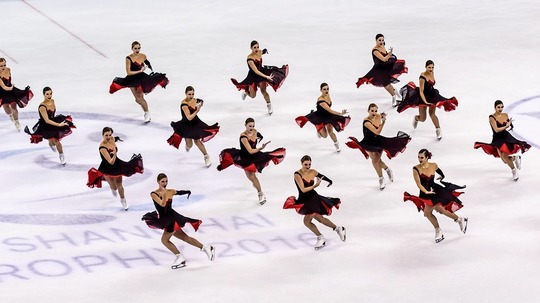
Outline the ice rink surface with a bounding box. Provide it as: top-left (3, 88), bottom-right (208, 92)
top-left (1, 0), bottom-right (539, 302)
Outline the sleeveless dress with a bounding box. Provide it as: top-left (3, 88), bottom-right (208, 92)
top-left (474, 115), bottom-right (531, 157)
top-left (283, 172), bottom-right (341, 215)
top-left (109, 56), bottom-right (169, 94)
top-left (397, 76), bottom-right (458, 113)
top-left (295, 100), bottom-right (351, 132)
top-left (356, 49), bottom-right (407, 87)
top-left (142, 194), bottom-right (202, 233)
top-left (0, 76), bottom-right (33, 108)
top-left (346, 120), bottom-right (410, 159)
top-left (217, 132), bottom-right (286, 173)
top-left (167, 102), bottom-right (220, 149)
top-left (403, 167), bottom-right (465, 213)
top-left (231, 58), bottom-right (289, 93)
top-left (24, 104), bottom-right (75, 143)
top-left (86, 146), bottom-right (144, 188)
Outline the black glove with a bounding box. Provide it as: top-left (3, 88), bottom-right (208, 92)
top-left (317, 173), bottom-right (333, 187)
top-left (176, 190), bottom-right (191, 199)
top-left (114, 136), bottom-right (123, 142)
top-left (262, 48), bottom-right (268, 54)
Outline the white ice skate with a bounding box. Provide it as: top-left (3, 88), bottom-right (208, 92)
top-left (204, 155), bottom-right (212, 168)
top-left (171, 253), bottom-right (186, 269)
top-left (143, 111), bottom-right (151, 123)
top-left (267, 103), bottom-right (273, 115)
top-left (392, 94), bottom-right (398, 107)
top-left (335, 226), bottom-right (346, 242)
top-left (201, 245), bottom-right (215, 261)
top-left (241, 91), bottom-right (247, 100)
top-left (334, 141), bottom-right (341, 153)
top-left (111, 189), bottom-right (118, 197)
top-left (50, 144), bottom-right (57, 153)
top-left (314, 235), bottom-right (326, 250)
top-left (436, 128), bottom-right (442, 141)
top-left (258, 192), bottom-right (267, 205)
top-left (120, 198), bottom-right (129, 211)
top-left (513, 155), bottom-right (521, 170)
top-left (59, 153), bottom-right (66, 165)
top-left (435, 228), bottom-right (444, 243)
top-left (512, 168), bottom-right (519, 182)
top-left (385, 167), bottom-right (394, 182)
top-left (379, 177), bottom-right (386, 191)
top-left (412, 116), bottom-right (418, 129)
top-left (14, 120), bottom-right (21, 132)
top-left (456, 217), bottom-right (468, 234)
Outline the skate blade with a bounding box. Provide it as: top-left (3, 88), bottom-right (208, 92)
top-left (435, 236), bottom-right (445, 243)
top-left (462, 219), bottom-right (468, 234)
top-left (314, 242), bottom-right (326, 250)
top-left (259, 199), bottom-right (267, 205)
top-left (171, 262), bottom-right (186, 269)
top-left (209, 247), bottom-right (216, 261)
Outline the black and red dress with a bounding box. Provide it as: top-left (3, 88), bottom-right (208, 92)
top-left (474, 115), bottom-right (531, 157)
top-left (346, 120), bottom-right (410, 159)
top-left (397, 76), bottom-right (458, 113)
top-left (217, 132), bottom-right (286, 173)
top-left (142, 193), bottom-right (201, 233)
top-left (0, 76), bottom-right (33, 108)
top-left (167, 102), bottom-right (220, 149)
top-left (403, 167), bottom-right (465, 213)
top-left (295, 100), bottom-right (351, 132)
top-left (283, 172), bottom-right (341, 215)
top-left (24, 105), bottom-right (75, 143)
top-left (86, 146), bottom-right (144, 188)
top-left (109, 57), bottom-right (169, 94)
top-left (231, 58), bottom-right (288, 93)
top-left (356, 49), bottom-right (407, 88)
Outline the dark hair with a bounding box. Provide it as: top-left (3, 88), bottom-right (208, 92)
top-left (494, 100), bottom-right (504, 108)
top-left (245, 117), bottom-right (255, 125)
top-left (300, 155), bottom-right (312, 163)
top-left (131, 41), bottom-right (140, 49)
top-left (368, 103), bottom-right (378, 111)
top-left (43, 86), bottom-right (52, 94)
top-left (425, 60), bottom-right (434, 67)
top-left (157, 173), bottom-right (168, 181)
top-left (320, 83), bottom-right (329, 90)
top-left (102, 126), bottom-right (114, 135)
top-left (375, 33), bottom-right (384, 40)
top-left (419, 148), bottom-right (432, 159)
top-left (250, 40), bottom-right (259, 48)
top-left (185, 86), bottom-right (194, 93)
top-left (0, 58), bottom-right (5, 63)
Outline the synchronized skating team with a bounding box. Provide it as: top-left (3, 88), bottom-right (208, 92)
top-left (0, 34), bottom-right (531, 269)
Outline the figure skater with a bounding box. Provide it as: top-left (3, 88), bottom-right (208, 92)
top-left (231, 40), bottom-right (289, 115)
top-left (397, 60), bottom-right (458, 140)
top-left (167, 86), bottom-right (220, 167)
top-left (142, 173), bottom-right (215, 269)
top-left (356, 34), bottom-right (408, 107)
top-left (86, 127), bottom-right (144, 210)
top-left (217, 117), bottom-right (286, 205)
top-left (346, 103), bottom-right (410, 190)
top-left (24, 87), bottom-right (74, 165)
top-left (109, 41), bottom-right (169, 123)
top-left (0, 58), bottom-right (33, 131)
top-left (403, 149), bottom-right (468, 243)
top-left (474, 100), bottom-right (531, 181)
top-left (283, 155), bottom-right (345, 250)
top-left (295, 83), bottom-right (350, 152)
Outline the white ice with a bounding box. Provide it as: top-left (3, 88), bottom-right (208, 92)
top-left (1, 0), bottom-right (540, 302)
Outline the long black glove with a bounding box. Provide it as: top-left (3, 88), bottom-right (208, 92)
top-left (436, 168), bottom-right (445, 180)
top-left (144, 59), bottom-right (153, 71)
top-left (176, 190), bottom-right (191, 199)
top-left (317, 173), bottom-right (333, 187)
